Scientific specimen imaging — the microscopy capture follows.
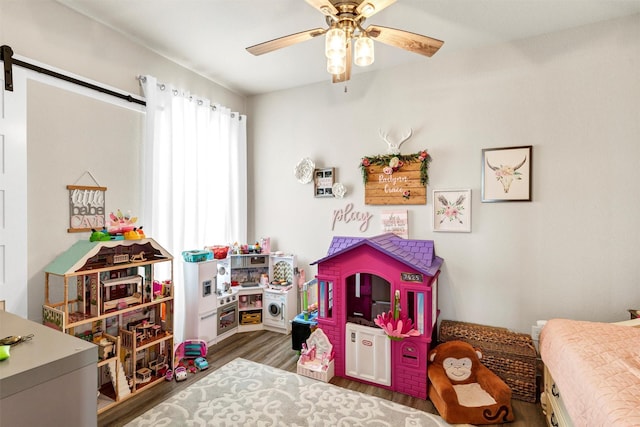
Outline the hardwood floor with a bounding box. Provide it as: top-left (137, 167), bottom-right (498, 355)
top-left (98, 330), bottom-right (547, 427)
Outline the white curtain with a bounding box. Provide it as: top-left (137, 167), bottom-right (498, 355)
top-left (140, 75), bottom-right (247, 343)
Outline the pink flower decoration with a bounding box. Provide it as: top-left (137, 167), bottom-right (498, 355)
top-left (383, 166), bottom-right (393, 175)
top-left (374, 311), bottom-right (420, 341)
top-left (362, 158), bottom-right (370, 167)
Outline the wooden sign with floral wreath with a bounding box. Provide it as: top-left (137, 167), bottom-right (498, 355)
top-left (360, 150), bottom-right (431, 205)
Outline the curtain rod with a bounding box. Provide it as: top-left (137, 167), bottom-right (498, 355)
top-left (1, 45), bottom-right (146, 107)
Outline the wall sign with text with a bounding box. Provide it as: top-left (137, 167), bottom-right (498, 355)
top-left (360, 151), bottom-right (431, 205)
top-left (67, 185), bottom-right (106, 232)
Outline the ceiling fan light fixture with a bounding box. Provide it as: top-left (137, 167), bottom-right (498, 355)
top-left (327, 55), bottom-right (346, 75)
top-left (360, 3), bottom-right (376, 17)
top-left (325, 27), bottom-right (346, 59)
top-left (354, 35), bottom-right (374, 67)
top-left (319, 5), bottom-right (333, 16)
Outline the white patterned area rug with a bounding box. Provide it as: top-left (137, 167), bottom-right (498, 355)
top-left (126, 357), bottom-right (458, 427)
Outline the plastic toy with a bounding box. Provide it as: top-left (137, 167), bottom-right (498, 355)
top-left (311, 233), bottom-right (444, 400)
top-left (124, 229), bottom-right (141, 240)
top-left (174, 366), bottom-right (188, 382)
top-left (108, 209), bottom-right (138, 234)
top-left (194, 357), bottom-right (209, 370)
top-left (174, 339), bottom-right (207, 365)
top-left (90, 228), bottom-right (111, 242)
top-left (0, 345), bottom-right (10, 361)
top-left (165, 368), bottom-right (173, 381)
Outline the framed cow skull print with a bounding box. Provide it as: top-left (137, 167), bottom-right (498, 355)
top-left (482, 145), bottom-right (532, 202)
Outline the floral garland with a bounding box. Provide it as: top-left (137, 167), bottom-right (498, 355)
top-left (360, 150), bottom-right (431, 186)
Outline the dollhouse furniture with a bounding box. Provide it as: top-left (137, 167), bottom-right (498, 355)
top-left (42, 238), bottom-right (174, 414)
top-left (101, 274), bottom-right (143, 312)
top-left (311, 233), bottom-right (443, 399)
top-left (297, 328), bottom-right (335, 382)
top-left (136, 367), bottom-right (152, 383)
top-left (540, 318), bottom-right (640, 427)
top-left (149, 353), bottom-right (167, 376)
top-left (428, 340), bottom-right (514, 425)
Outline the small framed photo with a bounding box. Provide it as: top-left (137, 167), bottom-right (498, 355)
top-left (314, 168), bottom-right (335, 198)
top-left (433, 189), bottom-right (472, 232)
top-left (482, 145), bottom-right (532, 202)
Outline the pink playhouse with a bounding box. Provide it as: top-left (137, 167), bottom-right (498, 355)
top-left (311, 233), bottom-right (443, 399)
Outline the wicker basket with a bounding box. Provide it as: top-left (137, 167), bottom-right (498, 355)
top-left (439, 320), bottom-right (538, 403)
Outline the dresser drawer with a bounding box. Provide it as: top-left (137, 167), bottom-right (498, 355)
top-left (543, 366), bottom-right (574, 427)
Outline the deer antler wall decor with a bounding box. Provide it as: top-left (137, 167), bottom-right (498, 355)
top-left (379, 128), bottom-right (413, 155)
top-left (360, 127), bottom-right (431, 205)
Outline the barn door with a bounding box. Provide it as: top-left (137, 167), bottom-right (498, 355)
top-left (0, 62), bottom-right (28, 316)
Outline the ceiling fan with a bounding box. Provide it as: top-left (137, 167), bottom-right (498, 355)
top-left (246, 0), bottom-right (444, 84)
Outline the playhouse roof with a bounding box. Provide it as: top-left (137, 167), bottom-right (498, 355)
top-left (311, 233), bottom-right (443, 277)
top-left (44, 238), bottom-right (172, 275)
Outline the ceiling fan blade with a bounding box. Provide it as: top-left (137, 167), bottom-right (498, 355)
top-left (357, 0), bottom-right (397, 17)
top-left (305, 0), bottom-right (338, 16)
top-left (366, 25), bottom-right (444, 57)
top-left (332, 38), bottom-right (352, 83)
top-left (246, 28), bottom-right (326, 56)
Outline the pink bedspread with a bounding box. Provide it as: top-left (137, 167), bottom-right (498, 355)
top-left (540, 319), bottom-right (640, 427)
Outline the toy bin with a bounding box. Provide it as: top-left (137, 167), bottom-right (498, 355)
top-left (182, 250), bottom-right (213, 263)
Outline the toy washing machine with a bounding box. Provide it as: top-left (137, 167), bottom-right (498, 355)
top-left (263, 287), bottom-right (297, 333)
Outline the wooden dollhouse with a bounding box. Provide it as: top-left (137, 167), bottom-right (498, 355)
top-left (42, 238), bottom-right (174, 413)
top-left (311, 233), bottom-right (443, 399)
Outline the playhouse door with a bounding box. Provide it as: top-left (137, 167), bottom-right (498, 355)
top-left (345, 323), bottom-right (391, 386)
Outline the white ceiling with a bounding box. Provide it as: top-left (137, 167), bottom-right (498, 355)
top-left (56, 0), bottom-right (640, 96)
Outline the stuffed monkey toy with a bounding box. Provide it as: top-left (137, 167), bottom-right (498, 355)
top-left (428, 340), bottom-right (514, 425)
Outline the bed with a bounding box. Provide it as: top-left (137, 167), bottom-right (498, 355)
top-left (539, 318), bottom-right (640, 427)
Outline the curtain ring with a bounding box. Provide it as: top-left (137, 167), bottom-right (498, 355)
top-left (159, 84), bottom-right (166, 91)
top-left (198, 99), bottom-right (203, 105)
top-left (172, 89), bottom-right (178, 96)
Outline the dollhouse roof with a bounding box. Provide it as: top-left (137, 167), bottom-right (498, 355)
top-left (45, 238), bottom-right (172, 275)
top-left (312, 233), bottom-right (443, 277)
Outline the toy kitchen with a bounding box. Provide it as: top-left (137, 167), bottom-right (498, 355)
top-left (182, 249), bottom-right (299, 347)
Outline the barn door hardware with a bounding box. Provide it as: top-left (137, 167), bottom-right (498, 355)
top-left (1, 45), bottom-right (14, 91)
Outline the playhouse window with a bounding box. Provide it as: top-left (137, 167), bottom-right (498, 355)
top-left (319, 279), bottom-right (333, 318)
top-left (406, 291), bottom-right (425, 335)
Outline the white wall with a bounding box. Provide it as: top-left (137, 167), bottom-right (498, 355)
top-left (248, 14), bottom-right (640, 333)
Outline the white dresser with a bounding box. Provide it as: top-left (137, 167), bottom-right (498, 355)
top-left (0, 311), bottom-right (97, 426)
